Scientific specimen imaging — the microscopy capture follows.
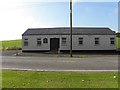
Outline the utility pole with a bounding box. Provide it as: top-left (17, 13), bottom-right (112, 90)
top-left (70, 0), bottom-right (72, 57)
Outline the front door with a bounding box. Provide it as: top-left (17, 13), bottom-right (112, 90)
top-left (50, 38), bottom-right (59, 51)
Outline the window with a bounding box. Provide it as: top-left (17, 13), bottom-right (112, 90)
top-left (95, 38), bottom-right (99, 45)
top-left (78, 37), bottom-right (83, 45)
top-left (24, 39), bottom-right (28, 46)
top-left (37, 38), bottom-right (41, 46)
top-left (24, 39), bottom-right (28, 40)
top-left (62, 38), bottom-right (67, 46)
top-left (43, 38), bottom-right (48, 43)
top-left (110, 38), bottom-right (115, 45)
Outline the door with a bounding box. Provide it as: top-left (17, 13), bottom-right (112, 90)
top-left (50, 38), bottom-right (59, 51)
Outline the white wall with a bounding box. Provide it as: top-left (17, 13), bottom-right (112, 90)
top-left (72, 35), bottom-right (116, 50)
top-left (22, 35), bottom-right (61, 51)
top-left (22, 34), bottom-right (116, 51)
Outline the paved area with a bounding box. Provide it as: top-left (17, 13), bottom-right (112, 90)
top-left (2, 55), bottom-right (118, 71)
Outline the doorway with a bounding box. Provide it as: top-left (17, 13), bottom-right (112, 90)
top-left (50, 38), bottom-right (60, 51)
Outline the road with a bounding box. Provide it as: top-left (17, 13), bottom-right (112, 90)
top-left (2, 55), bottom-right (118, 71)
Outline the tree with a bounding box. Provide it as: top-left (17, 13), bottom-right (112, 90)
top-left (116, 32), bottom-right (120, 38)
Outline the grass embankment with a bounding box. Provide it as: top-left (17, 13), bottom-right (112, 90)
top-left (117, 38), bottom-right (120, 49)
top-left (2, 71), bottom-right (118, 88)
top-left (0, 39), bottom-right (21, 50)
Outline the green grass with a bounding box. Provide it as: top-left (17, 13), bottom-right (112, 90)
top-left (0, 39), bottom-right (21, 50)
top-left (117, 38), bottom-right (120, 49)
top-left (2, 70), bottom-right (118, 88)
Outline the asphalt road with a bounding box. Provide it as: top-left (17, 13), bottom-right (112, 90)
top-left (2, 55), bottom-right (118, 71)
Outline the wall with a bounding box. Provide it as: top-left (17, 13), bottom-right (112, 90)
top-left (22, 34), bottom-right (116, 51)
top-left (72, 35), bottom-right (116, 50)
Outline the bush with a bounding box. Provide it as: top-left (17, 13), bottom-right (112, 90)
top-left (116, 32), bottom-right (120, 38)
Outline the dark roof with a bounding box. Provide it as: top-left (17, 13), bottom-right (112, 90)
top-left (22, 27), bottom-right (116, 36)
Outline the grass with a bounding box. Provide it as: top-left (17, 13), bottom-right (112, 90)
top-left (117, 38), bottom-right (120, 49)
top-left (0, 39), bottom-right (21, 50)
top-left (2, 70), bottom-right (118, 88)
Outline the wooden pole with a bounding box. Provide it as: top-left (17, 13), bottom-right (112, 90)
top-left (70, 0), bottom-right (72, 57)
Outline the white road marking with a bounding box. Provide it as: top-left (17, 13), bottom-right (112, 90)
top-left (2, 68), bottom-right (118, 72)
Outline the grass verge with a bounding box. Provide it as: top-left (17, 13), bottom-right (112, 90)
top-left (2, 70), bottom-right (118, 88)
top-left (0, 39), bottom-right (21, 50)
top-left (117, 38), bottom-right (120, 49)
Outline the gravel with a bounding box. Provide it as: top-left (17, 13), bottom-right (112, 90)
top-left (1, 50), bottom-right (119, 58)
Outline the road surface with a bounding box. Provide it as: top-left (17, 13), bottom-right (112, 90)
top-left (2, 55), bottom-right (118, 71)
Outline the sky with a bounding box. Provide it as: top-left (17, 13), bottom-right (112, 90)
top-left (0, 0), bottom-right (119, 40)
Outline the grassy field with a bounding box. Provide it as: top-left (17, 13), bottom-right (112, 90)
top-left (0, 39), bottom-right (21, 50)
top-left (2, 70), bottom-right (118, 88)
top-left (0, 38), bottom-right (120, 50)
top-left (117, 38), bottom-right (120, 49)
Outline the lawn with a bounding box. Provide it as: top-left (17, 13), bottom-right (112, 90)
top-left (2, 70), bottom-right (118, 88)
top-left (0, 39), bottom-right (21, 50)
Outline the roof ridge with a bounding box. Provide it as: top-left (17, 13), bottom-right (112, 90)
top-left (22, 27), bottom-right (115, 36)
top-left (27, 27), bottom-right (110, 30)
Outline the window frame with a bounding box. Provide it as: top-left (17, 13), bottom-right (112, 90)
top-left (110, 38), bottom-right (115, 45)
top-left (78, 37), bottom-right (83, 45)
top-left (37, 38), bottom-right (42, 46)
top-left (62, 37), bottom-right (67, 46)
top-left (95, 37), bottom-right (99, 45)
top-left (43, 38), bottom-right (48, 44)
top-left (24, 38), bottom-right (28, 46)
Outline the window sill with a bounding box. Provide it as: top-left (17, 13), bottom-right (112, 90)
top-left (37, 45), bottom-right (42, 46)
top-left (94, 44), bottom-right (100, 46)
top-left (110, 44), bottom-right (115, 46)
top-left (62, 45), bottom-right (67, 46)
top-left (78, 44), bottom-right (83, 46)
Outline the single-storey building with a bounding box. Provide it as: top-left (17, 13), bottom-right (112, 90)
top-left (22, 27), bottom-right (116, 52)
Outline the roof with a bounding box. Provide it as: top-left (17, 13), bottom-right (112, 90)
top-left (22, 27), bottom-right (116, 36)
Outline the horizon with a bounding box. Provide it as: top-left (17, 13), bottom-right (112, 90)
top-left (1, 26), bottom-right (117, 41)
top-left (0, 0), bottom-right (119, 40)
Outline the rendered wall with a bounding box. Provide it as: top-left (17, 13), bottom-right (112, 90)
top-left (22, 35), bottom-right (116, 51)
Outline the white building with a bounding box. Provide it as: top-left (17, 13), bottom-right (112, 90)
top-left (22, 27), bottom-right (116, 52)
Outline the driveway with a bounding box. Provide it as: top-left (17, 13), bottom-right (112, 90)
top-left (2, 55), bottom-right (118, 71)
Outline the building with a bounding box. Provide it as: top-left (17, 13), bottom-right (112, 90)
top-left (22, 27), bottom-right (116, 52)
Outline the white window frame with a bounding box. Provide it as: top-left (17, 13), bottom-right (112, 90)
top-left (24, 38), bottom-right (28, 46)
top-left (43, 38), bottom-right (48, 44)
top-left (95, 37), bottom-right (99, 45)
top-left (110, 38), bottom-right (115, 45)
top-left (78, 37), bottom-right (83, 45)
top-left (62, 37), bottom-right (67, 46)
top-left (37, 38), bottom-right (42, 46)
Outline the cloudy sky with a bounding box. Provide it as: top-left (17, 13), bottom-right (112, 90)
top-left (0, 0), bottom-right (119, 40)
